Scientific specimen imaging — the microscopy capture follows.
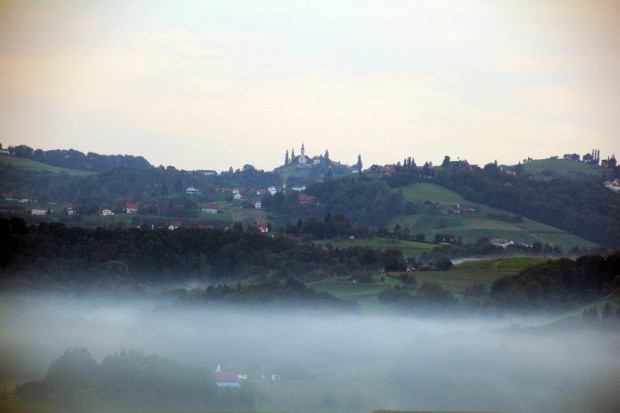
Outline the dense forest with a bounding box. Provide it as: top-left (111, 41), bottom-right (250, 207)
top-left (0, 218), bottom-right (393, 290)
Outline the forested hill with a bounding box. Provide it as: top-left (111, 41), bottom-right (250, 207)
top-left (8, 144), bottom-right (152, 172)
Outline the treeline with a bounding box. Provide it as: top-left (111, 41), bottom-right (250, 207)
top-left (263, 174), bottom-right (403, 229)
top-left (9, 144), bottom-right (152, 171)
top-left (174, 278), bottom-right (347, 309)
top-left (490, 253), bottom-right (620, 312)
top-left (0, 218), bottom-right (399, 291)
top-left (15, 347), bottom-right (251, 413)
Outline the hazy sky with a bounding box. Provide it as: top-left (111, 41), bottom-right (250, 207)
top-left (1, 1), bottom-right (619, 171)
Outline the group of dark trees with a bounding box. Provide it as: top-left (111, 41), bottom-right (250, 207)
top-left (175, 278), bottom-right (347, 309)
top-left (15, 347), bottom-right (251, 413)
top-left (0, 217), bottom-right (403, 291)
top-left (490, 253), bottom-right (620, 312)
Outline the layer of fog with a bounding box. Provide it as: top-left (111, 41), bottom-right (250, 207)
top-left (1, 294), bottom-right (619, 413)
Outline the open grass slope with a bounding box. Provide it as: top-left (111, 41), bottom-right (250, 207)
top-left (390, 183), bottom-right (598, 251)
top-left (314, 237), bottom-right (435, 258)
top-left (0, 155), bottom-right (93, 176)
top-left (519, 158), bottom-right (605, 180)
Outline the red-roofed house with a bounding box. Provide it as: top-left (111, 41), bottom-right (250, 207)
top-left (126, 203), bottom-right (139, 214)
top-left (202, 202), bottom-right (219, 214)
top-left (251, 223), bottom-right (269, 233)
top-left (168, 220), bottom-right (183, 230)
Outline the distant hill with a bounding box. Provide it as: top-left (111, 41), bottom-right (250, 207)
top-left (7, 145), bottom-right (152, 172)
top-left (518, 157), bottom-right (607, 181)
top-left (0, 154), bottom-right (93, 176)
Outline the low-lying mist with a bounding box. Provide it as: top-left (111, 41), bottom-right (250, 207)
top-left (1, 293), bottom-right (619, 413)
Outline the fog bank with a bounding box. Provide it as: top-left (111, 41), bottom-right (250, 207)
top-left (1, 294), bottom-right (619, 413)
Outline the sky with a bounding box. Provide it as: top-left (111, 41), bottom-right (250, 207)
top-left (1, 0), bottom-right (619, 172)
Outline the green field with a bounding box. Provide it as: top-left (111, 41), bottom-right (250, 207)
top-left (0, 155), bottom-right (93, 176)
top-left (314, 237), bottom-right (436, 258)
top-left (397, 182), bottom-right (467, 204)
top-left (520, 158), bottom-right (605, 180)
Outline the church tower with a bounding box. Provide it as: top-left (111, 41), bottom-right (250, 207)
top-left (299, 143), bottom-right (307, 165)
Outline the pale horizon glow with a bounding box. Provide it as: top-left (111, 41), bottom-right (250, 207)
top-left (1, 1), bottom-right (619, 171)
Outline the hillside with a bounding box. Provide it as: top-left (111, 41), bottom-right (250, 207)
top-left (519, 157), bottom-right (607, 180)
top-left (0, 154), bottom-right (93, 176)
top-left (388, 182), bottom-right (598, 252)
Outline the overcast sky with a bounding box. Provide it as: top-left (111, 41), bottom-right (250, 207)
top-left (1, 1), bottom-right (619, 172)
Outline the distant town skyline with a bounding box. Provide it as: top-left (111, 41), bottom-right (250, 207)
top-left (2, 1), bottom-right (619, 171)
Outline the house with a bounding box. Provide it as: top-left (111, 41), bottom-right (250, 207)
top-left (267, 186), bottom-right (278, 195)
top-left (101, 209), bottom-right (114, 216)
top-left (299, 195), bottom-right (317, 205)
top-left (233, 193), bottom-right (242, 200)
top-left (31, 208), bottom-right (47, 215)
top-left (197, 169), bottom-right (217, 176)
top-left (215, 364), bottom-right (241, 388)
top-left (256, 189), bottom-right (267, 196)
top-left (291, 185), bottom-right (306, 192)
top-left (202, 202), bottom-right (219, 214)
top-left (491, 239), bottom-right (513, 248)
top-left (126, 203), bottom-right (139, 214)
top-left (457, 204), bottom-right (479, 213)
top-left (168, 220), bottom-right (183, 230)
top-left (251, 223), bottom-right (269, 233)
top-left (185, 186), bottom-right (201, 195)
top-left (254, 201), bottom-right (262, 210)
top-left (1, 193), bottom-right (15, 201)
top-left (604, 179), bottom-right (620, 193)
top-left (63, 205), bottom-right (76, 216)
top-left (383, 164), bottom-right (396, 175)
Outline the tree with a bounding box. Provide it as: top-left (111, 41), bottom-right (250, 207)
top-left (382, 248), bottom-right (407, 272)
top-left (285, 149), bottom-right (290, 165)
top-left (356, 154), bottom-right (363, 171)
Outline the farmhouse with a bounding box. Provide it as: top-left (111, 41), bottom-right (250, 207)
top-left (168, 220), bottom-right (183, 230)
top-left (126, 203), bottom-right (139, 214)
top-left (185, 186), bottom-right (201, 195)
top-left (202, 202), bottom-right (219, 214)
top-left (251, 223), bottom-right (269, 233)
top-left (215, 364), bottom-right (242, 388)
top-left (101, 209), bottom-right (114, 216)
top-left (31, 208), bottom-right (47, 215)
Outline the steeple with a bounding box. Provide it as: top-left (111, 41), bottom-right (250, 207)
top-left (299, 143), bottom-right (307, 165)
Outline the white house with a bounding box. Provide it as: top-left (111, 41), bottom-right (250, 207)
top-left (186, 186), bottom-right (201, 195)
top-left (254, 201), bottom-right (262, 210)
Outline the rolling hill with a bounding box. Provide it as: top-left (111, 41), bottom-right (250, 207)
top-left (389, 183), bottom-right (599, 252)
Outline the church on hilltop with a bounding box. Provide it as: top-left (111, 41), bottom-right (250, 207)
top-left (284, 143), bottom-right (331, 168)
